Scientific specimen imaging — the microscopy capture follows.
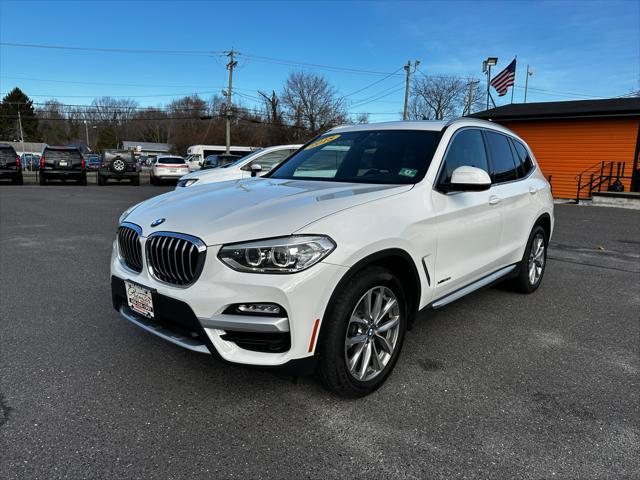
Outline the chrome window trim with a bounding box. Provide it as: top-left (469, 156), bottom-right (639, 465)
top-left (432, 126), bottom-right (537, 195)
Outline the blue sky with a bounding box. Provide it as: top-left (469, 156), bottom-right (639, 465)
top-left (0, 0), bottom-right (638, 120)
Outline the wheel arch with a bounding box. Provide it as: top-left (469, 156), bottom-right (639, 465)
top-left (320, 248), bottom-right (422, 335)
top-left (533, 212), bottom-right (552, 240)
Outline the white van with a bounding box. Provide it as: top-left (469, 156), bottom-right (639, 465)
top-left (185, 145), bottom-right (257, 171)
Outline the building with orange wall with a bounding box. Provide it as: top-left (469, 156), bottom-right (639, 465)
top-left (471, 98), bottom-right (640, 200)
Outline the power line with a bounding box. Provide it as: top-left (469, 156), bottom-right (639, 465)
top-left (0, 75), bottom-right (258, 91)
top-left (234, 52), bottom-right (405, 77)
top-left (0, 91), bottom-right (219, 99)
top-left (0, 42), bottom-right (225, 57)
top-left (340, 67), bottom-right (404, 98)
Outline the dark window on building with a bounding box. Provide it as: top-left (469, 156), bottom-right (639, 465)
top-left (510, 138), bottom-right (534, 177)
top-left (485, 131), bottom-right (518, 183)
top-left (438, 128), bottom-right (489, 185)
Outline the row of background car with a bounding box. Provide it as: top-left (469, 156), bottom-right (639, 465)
top-left (0, 143), bottom-right (302, 186)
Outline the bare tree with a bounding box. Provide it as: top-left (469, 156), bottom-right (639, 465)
top-left (409, 76), bottom-right (467, 120)
top-left (37, 100), bottom-right (67, 144)
top-left (353, 112), bottom-right (369, 124)
top-left (281, 72), bottom-right (347, 136)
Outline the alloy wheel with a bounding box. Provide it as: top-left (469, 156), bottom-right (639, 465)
top-left (528, 233), bottom-right (545, 285)
top-left (344, 286), bottom-right (401, 382)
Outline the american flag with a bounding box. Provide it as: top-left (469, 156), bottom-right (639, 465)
top-left (490, 59), bottom-right (516, 96)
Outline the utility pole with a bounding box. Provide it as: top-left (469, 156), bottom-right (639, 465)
top-left (84, 120), bottom-right (90, 147)
top-left (403, 60), bottom-right (420, 120)
top-left (224, 49), bottom-right (237, 155)
top-left (464, 80), bottom-right (480, 116)
top-left (17, 110), bottom-right (25, 160)
top-left (524, 65), bottom-right (533, 103)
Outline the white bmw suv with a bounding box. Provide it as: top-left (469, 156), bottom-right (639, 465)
top-left (111, 119), bottom-right (553, 397)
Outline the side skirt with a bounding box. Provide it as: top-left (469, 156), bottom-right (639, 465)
top-left (428, 264), bottom-right (518, 310)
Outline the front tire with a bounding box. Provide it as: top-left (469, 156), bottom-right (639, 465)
top-left (510, 225), bottom-right (548, 293)
top-left (317, 266), bottom-right (407, 397)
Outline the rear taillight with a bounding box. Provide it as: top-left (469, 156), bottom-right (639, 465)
top-left (81, 158), bottom-right (86, 169)
top-left (40, 156), bottom-right (45, 169)
top-left (16, 156), bottom-right (21, 169)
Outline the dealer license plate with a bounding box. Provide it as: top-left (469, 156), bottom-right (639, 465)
top-left (125, 280), bottom-right (154, 318)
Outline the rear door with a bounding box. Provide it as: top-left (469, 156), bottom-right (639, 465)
top-left (431, 128), bottom-right (503, 298)
top-left (484, 130), bottom-right (533, 265)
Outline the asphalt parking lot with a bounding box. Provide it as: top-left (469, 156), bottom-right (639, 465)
top-left (1, 185), bottom-right (638, 479)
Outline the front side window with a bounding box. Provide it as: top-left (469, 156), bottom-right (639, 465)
top-left (437, 128), bottom-right (489, 185)
top-left (269, 130), bottom-right (441, 184)
top-left (247, 150), bottom-right (293, 171)
top-left (485, 131), bottom-right (518, 183)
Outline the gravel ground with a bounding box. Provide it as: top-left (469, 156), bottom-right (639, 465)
top-left (1, 184), bottom-right (638, 479)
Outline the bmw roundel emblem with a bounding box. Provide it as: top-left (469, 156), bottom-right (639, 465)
top-left (151, 218), bottom-right (165, 228)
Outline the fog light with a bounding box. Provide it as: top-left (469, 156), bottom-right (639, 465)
top-left (236, 303), bottom-right (282, 315)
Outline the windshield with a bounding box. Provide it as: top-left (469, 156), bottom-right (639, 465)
top-left (269, 130), bottom-right (441, 184)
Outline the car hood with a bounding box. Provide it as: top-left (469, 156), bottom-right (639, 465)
top-left (126, 178), bottom-right (412, 245)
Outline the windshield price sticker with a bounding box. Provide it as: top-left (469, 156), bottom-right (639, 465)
top-left (304, 134), bottom-right (341, 150)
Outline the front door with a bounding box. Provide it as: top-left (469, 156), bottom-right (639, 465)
top-left (430, 128), bottom-right (503, 298)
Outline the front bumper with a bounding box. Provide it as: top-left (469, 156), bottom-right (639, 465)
top-left (110, 238), bottom-right (347, 367)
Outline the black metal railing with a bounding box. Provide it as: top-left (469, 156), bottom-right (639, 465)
top-left (575, 161), bottom-right (632, 203)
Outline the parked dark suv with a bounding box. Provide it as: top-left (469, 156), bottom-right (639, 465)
top-left (0, 144), bottom-right (23, 184)
top-left (40, 145), bottom-right (86, 185)
top-left (98, 150), bottom-right (140, 185)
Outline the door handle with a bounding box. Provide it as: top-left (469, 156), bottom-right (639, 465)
top-left (488, 195), bottom-right (501, 205)
top-left (529, 186), bottom-right (538, 195)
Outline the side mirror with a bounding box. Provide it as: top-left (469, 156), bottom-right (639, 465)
top-left (250, 164), bottom-right (262, 177)
top-left (449, 166), bottom-right (491, 192)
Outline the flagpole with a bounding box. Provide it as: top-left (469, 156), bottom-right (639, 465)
top-left (510, 56), bottom-right (517, 104)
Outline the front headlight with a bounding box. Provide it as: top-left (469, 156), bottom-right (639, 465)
top-left (118, 201), bottom-right (142, 225)
top-left (218, 235), bottom-right (336, 273)
top-left (176, 178), bottom-right (198, 188)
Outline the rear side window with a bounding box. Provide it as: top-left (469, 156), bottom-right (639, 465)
top-left (45, 149), bottom-right (82, 161)
top-left (510, 138), bottom-right (534, 177)
top-left (438, 128), bottom-right (489, 185)
top-left (158, 157), bottom-right (185, 164)
top-left (485, 131), bottom-right (518, 183)
top-left (0, 146), bottom-right (17, 161)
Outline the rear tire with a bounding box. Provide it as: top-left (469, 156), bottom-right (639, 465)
top-left (39, 175), bottom-right (46, 186)
top-left (316, 266), bottom-right (407, 397)
top-left (509, 225), bottom-right (548, 293)
top-left (14, 176), bottom-right (23, 185)
top-left (77, 175), bottom-right (87, 186)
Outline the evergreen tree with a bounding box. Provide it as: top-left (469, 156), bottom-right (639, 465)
top-left (0, 88), bottom-right (41, 141)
